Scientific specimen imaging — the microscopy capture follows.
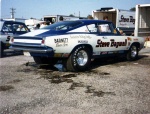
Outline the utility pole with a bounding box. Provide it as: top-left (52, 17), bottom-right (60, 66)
top-left (10, 8), bottom-right (16, 18)
top-left (79, 11), bottom-right (80, 17)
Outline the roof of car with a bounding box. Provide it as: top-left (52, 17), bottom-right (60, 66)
top-left (0, 20), bottom-right (25, 24)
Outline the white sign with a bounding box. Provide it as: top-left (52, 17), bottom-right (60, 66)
top-left (117, 10), bottom-right (135, 28)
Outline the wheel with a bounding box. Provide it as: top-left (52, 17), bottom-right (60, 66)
top-left (126, 45), bottom-right (138, 61)
top-left (33, 57), bottom-right (58, 66)
top-left (64, 46), bottom-right (92, 72)
top-left (0, 42), bottom-right (4, 58)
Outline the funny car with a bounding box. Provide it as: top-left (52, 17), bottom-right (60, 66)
top-left (9, 20), bottom-right (145, 71)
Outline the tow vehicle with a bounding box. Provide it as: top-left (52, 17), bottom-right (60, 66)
top-left (92, 7), bottom-right (135, 35)
top-left (134, 4), bottom-right (150, 47)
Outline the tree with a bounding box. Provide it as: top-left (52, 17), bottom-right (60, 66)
top-left (130, 7), bottom-right (135, 11)
top-left (87, 15), bottom-right (93, 19)
top-left (69, 14), bottom-right (75, 17)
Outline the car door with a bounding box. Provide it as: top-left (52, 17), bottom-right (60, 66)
top-left (1, 22), bottom-right (14, 44)
top-left (96, 23), bottom-right (128, 53)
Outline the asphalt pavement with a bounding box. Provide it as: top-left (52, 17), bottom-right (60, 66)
top-left (140, 47), bottom-right (150, 54)
top-left (0, 47), bottom-right (150, 114)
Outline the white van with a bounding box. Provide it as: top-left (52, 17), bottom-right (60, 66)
top-left (92, 7), bottom-right (135, 35)
top-left (134, 4), bottom-right (150, 47)
top-left (43, 15), bottom-right (86, 23)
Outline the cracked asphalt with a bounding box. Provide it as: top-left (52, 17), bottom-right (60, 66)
top-left (0, 48), bottom-right (150, 114)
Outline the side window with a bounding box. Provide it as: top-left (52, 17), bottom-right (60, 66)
top-left (97, 23), bottom-right (118, 35)
top-left (56, 25), bottom-right (68, 30)
top-left (14, 24), bottom-right (28, 32)
top-left (109, 23), bottom-right (118, 34)
top-left (13, 24), bottom-right (19, 32)
top-left (98, 24), bottom-right (111, 33)
top-left (87, 24), bottom-right (97, 33)
top-left (2, 23), bottom-right (13, 32)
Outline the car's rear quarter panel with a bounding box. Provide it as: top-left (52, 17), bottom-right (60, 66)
top-left (45, 34), bottom-right (96, 53)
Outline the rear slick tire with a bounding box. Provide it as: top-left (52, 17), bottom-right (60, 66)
top-left (64, 46), bottom-right (92, 72)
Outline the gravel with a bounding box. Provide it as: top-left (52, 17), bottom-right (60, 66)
top-left (0, 48), bottom-right (150, 114)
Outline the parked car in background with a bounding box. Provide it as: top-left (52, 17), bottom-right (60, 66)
top-left (10, 20), bottom-right (145, 72)
top-left (0, 20), bottom-right (30, 58)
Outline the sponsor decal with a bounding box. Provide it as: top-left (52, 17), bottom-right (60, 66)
top-left (101, 52), bottom-right (108, 55)
top-left (56, 43), bottom-right (68, 47)
top-left (119, 15), bottom-right (135, 24)
top-left (96, 39), bottom-right (127, 48)
top-left (54, 38), bottom-right (68, 43)
top-left (118, 50), bottom-right (124, 53)
top-left (110, 39), bottom-right (127, 48)
top-left (70, 35), bottom-right (92, 39)
top-left (93, 52), bottom-right (100, 55)
top-left (78, 40), bottom-right (88, 43)
top-left (108, 51), bottom-right (124, 54)
top-left (96, 39), bottom-right (110, 47)
top-left (133, 38), bottom-right (138, 41)
top-left (54, 38), bottom-right (68, 47)
top-left (54, 53), bottom-right (62, 57)
top-left (127, 37), bottom-right (132, 41)
top-left (108, 51), bottom-right (113, 54)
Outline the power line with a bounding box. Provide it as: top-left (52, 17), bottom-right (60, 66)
top-left (10, 8), bottom-right (16, 18)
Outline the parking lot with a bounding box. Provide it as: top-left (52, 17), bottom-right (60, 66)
top-left (0, 48), bottom-right (150, 114)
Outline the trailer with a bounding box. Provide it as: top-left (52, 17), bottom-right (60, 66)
top-left (134, 4), bottom-right (150, 47)
top-left (25, 19), bottom-right (44, 26)
top-left (43, 15), bottom-right (86, 23)
top-left (92, 7), bottom-right (135, 35)
top-left (2, 18), bottom-right (26, 23)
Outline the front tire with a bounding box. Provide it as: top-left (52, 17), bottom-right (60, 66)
top-left (64, 46), bottom-right (92, 72)
top-left (126, 45), bottom-right (138, 61)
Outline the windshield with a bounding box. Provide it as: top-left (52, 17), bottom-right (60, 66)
top-left (42, 21), bottom-right (82, 31)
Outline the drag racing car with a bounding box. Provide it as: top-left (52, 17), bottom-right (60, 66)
top-left (9, 20), bottom-right (145, 71)
top-left (0, 20), bottom-right (30, 58)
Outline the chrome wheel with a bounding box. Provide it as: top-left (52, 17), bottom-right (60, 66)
top-left (76, 50), bottom-right (88, 66)
top-left (126, 45), bottom-right (138, 61)
top-left (131, 46), bottom-right (137, 58)
top-left (64, 46), bottom-right (91, 72)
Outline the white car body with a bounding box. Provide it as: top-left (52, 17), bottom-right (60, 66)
top-left (10, 20), bottom-right (145, 71)
top-left (0, 20), bottom-right (30, 58)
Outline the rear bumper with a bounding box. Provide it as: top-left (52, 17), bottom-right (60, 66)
top-left (10, 43), bottom-right (54, 57)
top-left (10, 46), bottom-right (53, 53)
